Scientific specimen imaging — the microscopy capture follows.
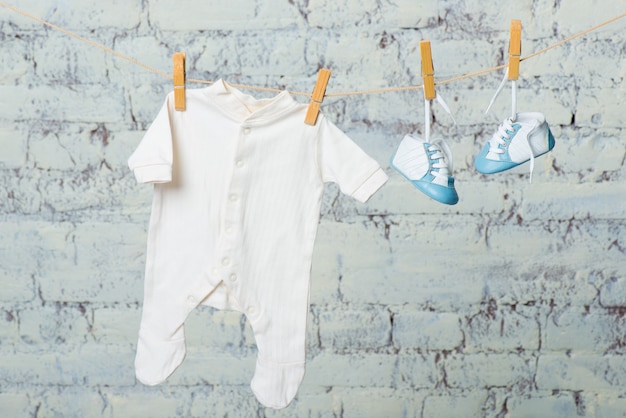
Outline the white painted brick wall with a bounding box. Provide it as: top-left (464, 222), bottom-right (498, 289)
top-left (1, 0), bottom-right (625, 416)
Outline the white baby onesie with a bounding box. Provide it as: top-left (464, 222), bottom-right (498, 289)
top-left (128, 80), bottom-right (388, 409)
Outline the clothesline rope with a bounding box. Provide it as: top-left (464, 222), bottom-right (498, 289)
top-left (1, 1), bottom-right (624, 98)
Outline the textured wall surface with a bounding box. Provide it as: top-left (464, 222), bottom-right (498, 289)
top-left (1, 0), bottom-right (625, 417)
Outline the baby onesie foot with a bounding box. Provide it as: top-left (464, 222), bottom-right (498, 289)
top-left (135, 330), bottom-right (187, 385)
top-left (250, 358), bottom-right (305, 409)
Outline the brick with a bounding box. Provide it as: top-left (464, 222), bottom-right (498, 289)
top-left (340, 265), bottom-right (484, 308)
top-left (552, 2), bottom-right (621, 34)
top-left (0, 309), bottom-right (19, 345)
top-left (482, 267), bottom-right (596, 307)
top-left (587, 394), bottom-right (626, 418)
top-left (308, 0), bottom-right (438, 29)
top-left (310, 236), bottom-right (342, 305)
top-left (148, 0), bottom-right (303, 31)
top-left (600, 276), bottom-right (626, 307)
top-left (536, 354), bottom-right (626, 391)
top-left (375, 215), bottom-right (484, 254)
top-left (31, 166), bottom-right (145, 215)
top-left (395, 354), bottom-right (440, 388)
top-left (0, 173), bottom-right (44, 215)
top-left (0, 268), bottom-right (35, 304)
top-left (0, 392), bottom-right (31, 417)
top-left (105, 387), bottom-right (191, 418)
top-left (465, 303), bottom-right (540, 352)
top-left (264, 390), bottom-right (340, 418)
top-left (430, 39), bottom-right (500, 82)
top-left (520, 182), bottom-right (626, 220)
top-left (0, 0), bottom-right (142, 30)
top-left (0, 344), bottom-right (134, 385)
top-left (241, 305), bottom-right (319, 353)
top-left (233, 33), bottom-right (308, 77)
top-left (189, 388), bottom-right (260, 417)
top-left (550, 128), bottom-right (625, 176)
top-left (318, 306), bottom-right (391, 350)
top-left (0, 126), bottom-right (27, 169)
top-left (545, 307), bottom-right (626, 352)
top-left (167, 352), bottom-right (256, 386)
top-left (65, 122), bottom-right (130, 171)
top-left (0, 85), bottom-right (125, 123)
top-left (486, 220), bottom-right (623, 269)
top-left (0, 221), bottom-right (71, 304)
top-left (31, 33), bottom-right (109, 84)
top-left (0, 2), bottom-right (56, 30)
top-left (577, 87), bottom-right (626, 128)
top-left (102, 128), bottom-right (144, 170)
top-left (339, 217), bottom-right (488, 307)
top-left (374, 177), bottom-right (516, 215)
top-left (61, 0), bottom-right (143, 30)
top-left (308, 32), bottom-right (402, 93)
top-left (340, 263), bottom-right (485, 308)
top-left (444, 353), bottom-right (534, 389)
top-left (0, 35), bottom-right (32, 84)
top-left (392, 310), bottom-right (463, 350)
top-left (507, 394), bottom-right (579, 418)
top-left (307, 0), bottom-right (381, 28)
top-left (27, 124), bottom-right (88, 171)
top-left (335, 388), bottom-right (420, 418)
top-left (527, 39), bottom-right (625, 89)
top-left (107, 35), bottom-right (172, 80)
top-left (89, 306), bottom-right (141, 345)
top-left (377, 0), bottom-right (439, 28)
top-left (37, 222), bottom-right (146, 303)
top-left (319, 219), bottom-right (391, 270)
top-left (438, 0), bottom-right (535, 38)
top-left (183, 307), bottom-right (245, 350)
top-left (36, 387), bottom-right (107, 418)
top-left (192, 35), bottom-right (241, 77)
top-left (306, 352), bottom-right (396, 388)
top-left (18, 303), bottom-right (92, 345)
top-left (423, 392), bottom-right (489, 418)
top-left (572, 39), bottom-right (625, 88)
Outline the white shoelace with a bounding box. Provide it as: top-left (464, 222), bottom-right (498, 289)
top-left (424, 94), bottom-right (456, 142)
top-left (485, 68), bottom-right (517, 120)
top-left (489, 117), bottom-right (536, 182)
top-left (485, 67), bottom-right (536, 182)
top-left (422, 92), bottom-right (456, 181)
top-left (428, 139), bottom-right (454, 180)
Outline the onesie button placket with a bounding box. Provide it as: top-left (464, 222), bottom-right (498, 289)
top-left (215, 122), bottom-right (252, 308)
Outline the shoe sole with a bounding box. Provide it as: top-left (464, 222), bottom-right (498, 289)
top-left (475, 129), bottom-right (556, 174)
top-left (390, 150), bottom-right (459, 205)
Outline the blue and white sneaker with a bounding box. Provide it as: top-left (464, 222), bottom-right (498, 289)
top-left (475, 112), bottom-right (555, 181)
top-left (391, 134), bottom-right (459, 205)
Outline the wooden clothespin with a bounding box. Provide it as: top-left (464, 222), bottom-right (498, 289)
top-left (173, 52), bottom-right (186, 111)
top-left (508, 20), bottom-right (522, 81)
top-left (420, 40), bottom-right (436, 101)
top-left (304, 68), bottom-right (331, 125)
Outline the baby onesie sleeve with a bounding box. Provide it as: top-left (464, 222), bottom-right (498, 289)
top-left (316, 115), bottom-right (388, 203)
top-left (128, 95), bottom-right (174, 184)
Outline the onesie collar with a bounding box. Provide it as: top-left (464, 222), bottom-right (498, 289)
top-left (203, 79), bottom-right (300, 124)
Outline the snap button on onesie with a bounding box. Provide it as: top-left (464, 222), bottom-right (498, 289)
top-left (128, 80), bottom-right (388, 409)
